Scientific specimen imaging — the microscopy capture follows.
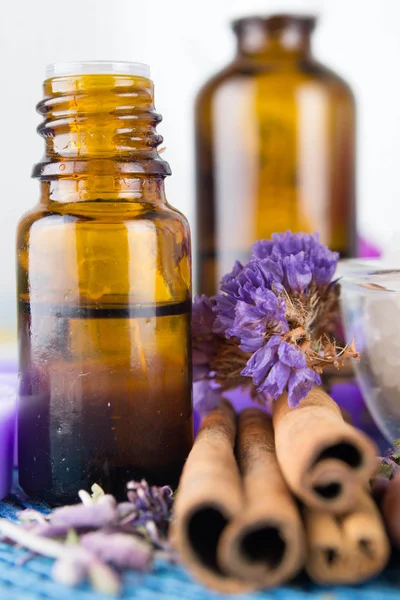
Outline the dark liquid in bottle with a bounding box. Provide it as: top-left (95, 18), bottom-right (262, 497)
top-left (18, 299), bottom-right (193, 505)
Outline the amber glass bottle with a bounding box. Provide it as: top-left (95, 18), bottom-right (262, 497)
top-left (195, 15), bottom-right (356, 295)
top-left (17, 62), bottom-right (193, 503)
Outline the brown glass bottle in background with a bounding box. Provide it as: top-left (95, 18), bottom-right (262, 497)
top-left (195, 15), bottom-right (356, 295)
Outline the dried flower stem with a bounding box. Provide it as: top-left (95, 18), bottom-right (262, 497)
top-left (0, 518), bottom-right (66, 558)
top-left (211, 339), bottom-right (249, 379)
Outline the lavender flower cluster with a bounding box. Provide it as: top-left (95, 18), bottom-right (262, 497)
top-left (0, 480), bottom-right (174, 596)
top-left (193, 232), bottom-right (341, 415)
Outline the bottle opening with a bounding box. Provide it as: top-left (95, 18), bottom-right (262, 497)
top-left (232, 14), bottom-right (317, 34)
top-left (45, 60), bottom-right (150, 80)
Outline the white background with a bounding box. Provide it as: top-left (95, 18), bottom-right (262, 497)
top-left (1, 0), bottom-right (399, 336)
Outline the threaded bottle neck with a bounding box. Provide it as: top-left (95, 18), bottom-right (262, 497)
top-left (33, 65), bottom-right (171, 180)
top-left (232, 14), bottom-right (315, 60)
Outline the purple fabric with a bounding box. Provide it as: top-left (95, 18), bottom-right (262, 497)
top-left (357, 236), bottom-right (381, 258)
top-left (193, 386), bottom-right (268, 435)
top-left (330, 381), bottom-right (387, 453)
top-left (0, 359), bottom-right (17, 374)
top-left (0, 361), bottom-right (18, 468)
top-left (194, 380), bottom-right (389, 453)
top-left (0, 381), bottom-right (16, 499)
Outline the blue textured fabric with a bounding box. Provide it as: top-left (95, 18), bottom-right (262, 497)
top-left (1, 492), bottom-right (400, 600)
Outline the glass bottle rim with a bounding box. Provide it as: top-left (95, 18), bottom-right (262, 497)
top-left (45, 61), bottom-right (150, 80)
top-left (232, 14), bottom-right (317, 34)
top-left (340, 269), bottom-right (400, 295)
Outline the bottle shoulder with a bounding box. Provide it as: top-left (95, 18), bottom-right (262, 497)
top-left (304, 60), bottom-right (355, 98)
top-left (195, 63), bottom-right (239, 105)
top-left (195, 58), bottom-right (354, 104)
top-left (17, 201), bottom-right (191, 239)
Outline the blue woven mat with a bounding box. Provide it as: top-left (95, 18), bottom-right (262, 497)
top-left (1, 491), bottom-right (400, 600)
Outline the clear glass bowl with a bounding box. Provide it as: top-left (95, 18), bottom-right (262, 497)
top-left (336, 257), bottom-right (382, 279)
top-left (340, 267), bottom-right (400, 442)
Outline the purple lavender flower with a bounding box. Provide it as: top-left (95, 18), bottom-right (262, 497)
top-left (193, 380), bottom-right (221, 419)
top-left (230, 289), bottom-right (287, 352)
top-left (80, 531), bottom-right (153, 571)
top-left (287, 368), bottom-right (321, 408)
top-left (192, 231), bottom-right (346, 411)
top-left (283, 253), bottom-right (312, 292)
top-left (192, 294), bottom-right (217, 381)
top-left (214, 260), bottom-right (262, 332)
top-left (5, 479), bottom-right (176, 596)
top-left (278, 341), bottom-right (307, 369)
top-left (252, 239), bottom-right (274, 259)
top-left (212, 292), bottom-right (237, 334)
top-left (125, 479), bottom-right (173, 535)
top-left (214, 261), bottom-right (287, 345)
top-left (241, 338), bottom-right (315, 405)
top-left (262, 360), bottom-right (291, 397)
top-left (252, 231), bottom-right (339, 290)
top-left (241, 336), bottom-right (281, 387)
top-left (258, 257), bottom-right (284, 286)
top-left (193, 295), bottom-right (215, 340)
top-left (50, 495), bottom-right (118, 529)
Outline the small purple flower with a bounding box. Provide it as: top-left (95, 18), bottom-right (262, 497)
top-left (278, 342), bottom-right (306, 369)
top-left (313, 254), bottom-right (339, 286)
top-left (193, 380), bottom-right (221, 418)
top-left (251, 231), bottom-right (338, 290)
top-left (212, 293), bottom-right (237, 334)
top-left (283, 253), bottom-right (312, 292)
top-left (252, 239), bottom-right (274, 259)
top-left (80, 531), bottom-right (153, 571)
top-left (230, 289), bottom-right (286, 352)
top-left (287, 368), bottom-right (321, 408)
top-left (258, 257), bottom-right (284, 287)
top-left (261, 360), bottom-right (291, 397)
top-left (6, 478), bottom-right (176, 596)
top-left (50, 495), bottom-right (118, 529)
top-left (192, 295), bottom-right (217, 381)
top-left (125, 480), bottom-right (173, 532)
top-left (214, 262), bottom-right (265, 335)
top-left (193, 294), bottom-right (215, 339)
top-left (241, 336), bottom-right (281, 387)
top-left (219, 260), bottom-right (265, 305)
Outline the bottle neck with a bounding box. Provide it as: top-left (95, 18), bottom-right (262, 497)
top-left (40, 176), bottom-right (167, 205)
top-left (233, 15), bottom-right (315, 61)
top-left (34, 72), bottom-right (170, 202)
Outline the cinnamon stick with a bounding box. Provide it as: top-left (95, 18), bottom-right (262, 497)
top-left (273, 387), bottom-right (377, 513)
top-left (304, 489), bottom-right (390, 584)
top-left (218, 408), bottom-right (305, 587)
top-left (170, 400), bottom-right (253, 593)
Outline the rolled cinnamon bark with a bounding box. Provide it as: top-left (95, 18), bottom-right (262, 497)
top-left (273, 387), bottom-right (377, 513)
top-left (218, 408), bottom-right (305, 587)
top-left (170, 400), bottom-right (253, 593)
top-left (305, 489), bottom-right (390, 584)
